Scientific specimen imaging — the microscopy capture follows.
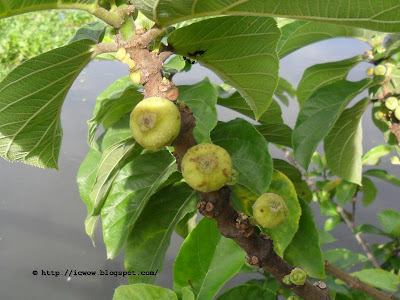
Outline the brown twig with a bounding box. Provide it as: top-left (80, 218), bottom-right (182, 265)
top-left (325, 261), bottom-right (398, 300)
top-left (92, 42), bottom-right (119, 56)
top-left (281, 148), bottom-right (381, 269)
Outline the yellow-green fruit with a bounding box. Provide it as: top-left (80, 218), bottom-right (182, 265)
top-left (366, 67), bottom-right (375, 76)
top-left (130, 97), bottom-right (181, 151)
top-left (289, 267), bottom-right (307, 286)
top-left (181, 143), bottom-right (233, 192)
top-left (395, 106), bottom-right (400, 120)
top-left (252, 193), bottom-right (288, 229)
top-left (385, 97), bottom-right (399, 111)
top-left (375, 65), bottom-right (387, 76)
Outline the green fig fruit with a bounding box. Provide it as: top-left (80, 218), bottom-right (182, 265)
top-left (252, 193), bottom-right (288, 229)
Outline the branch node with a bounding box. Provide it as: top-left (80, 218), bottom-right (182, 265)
top-left (316, 281), bottom-right (327, 290)
top-left (246, 255), bottom-right (260, 268)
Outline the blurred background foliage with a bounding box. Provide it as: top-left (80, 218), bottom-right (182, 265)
top-left (0, 10), bottom-right (95, 80)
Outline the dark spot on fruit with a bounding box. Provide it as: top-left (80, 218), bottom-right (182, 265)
top-left (260, 209), bottom-right (264, 212)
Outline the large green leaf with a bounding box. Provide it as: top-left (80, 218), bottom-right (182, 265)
top-left (292, 79), bottom-right (371, 170)
top-left (113, 284), bottom-right (177, 300)
top-left (324, 248), bottom-right (367, 271)
top-left (284, 199), bottom-right (325, 278)
top-left (0, 24), bottom-right (105, 168)
top-left (101, 150), bottom-right (177, 259)
top-left (174, 218), bottom-right (245, 300)
top-left (278, 21), bottom-right (372, 58)
top-left (297, 56), bottom-right (364, 107)
top-left (256, 123), bottom-right (292, 147)
top-left (177, 78), bottom-right (218, 143)
top-left (125, 183), bottom-right (198, 284)
top-left (217, 284), bottom-right (276, 300)
top-left (273, 159), bottom-right (312, 203)
top-left (324, 98), bottom-right (370, 185)
top-left (351, 269), bottom-right (399, 293)
top-left (377, 210), bottom-right (400, 237)
top-left (218, 92), bottom-right (283, 124)
top-left (169, 16), bottom-right (280, 119)
top-left (262, 170), bottom-right (301, 256)
top-left (0, 0), bottom-right (95, 19)
top-left (132, 0), bottom-right (400, 33)
top-left (211, 119), bottom-right (273, 195)
top-left (88, 76), bottom-right (142, 147)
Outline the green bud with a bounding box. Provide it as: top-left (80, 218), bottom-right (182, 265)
top-left (282, 275), bottom-right (291, 285)
top-left (375, 65), bottom-right (387, 76)
top-left (289, 267), bottom-right (307, 286)
top-left (385, 97), bottom-right (399, 111)
top-left (374, 45), bottom-right (386, 54)
top-left (129, 71), bottom-right (141, 85)
top-left (115, 47), bottom-right (127, 61)
top-left (366, 67), bottom-right (375, 76)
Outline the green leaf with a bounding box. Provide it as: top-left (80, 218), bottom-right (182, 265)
top-left (278, 21), bottom-right (372, 58)
top-left (256, 123), bottom-right (292, 147)
top-left (177, 78), bottom-right (218, 143)
top-left (230, 184), bottom-right (258, 216)
top-left (324, 248), bottom-right (367, 270)
top-left (68, 22), bottom-right (106, 44)
top-left (0, 0), bottom-right (95, 19)
top-left (354, 224), bottom-right (390, 237)
top-left (293, 79), bottom-right (371, 170)
top-left (262, 170), bottom-right (301, 256)
top-left (88, 76), bottom-right (142, 147)
top-left (173, 218), bottom-right (245, 300)
top-left (132, 0), bottom-right (400, 33)
top-left (211, 119), bottom-right (273, 195)
top-left (89, 138), bottom-right (141, 216)
top-left (335, 180), bottom-right (358, 206)
top-left (362, 145), bottom-right (394, 166)
top-left (113, 284), bottom-right (177, 300)
top-left (102, 150), bottom-right (177, 259)
top-left (218, 92), bottom-right (283, 125)
top-left (324, 98), bottom-right (370, 185)
top-left (297, 56), bottom-right (364, 107)
top-left (169, 16), bottom-right (280, 119)
top-left (318, 229), bottom-right (337, 245)
top-left (217, 284), bottom-right (276, 300)
top-left (274, 77), bottom-right (295, 106)
top-left (125, 183), bottom-right (198, 284)
top-left (164, 55), bottom-right (187, 72)
top-left (182, 288), bottom-right (195, 300)
top-left (360, 177), bottom-right (377, 206)
top-left (175, 210), bottom-right (197, 239)
top-left (363, 169), bottom-right (400, 186)
top-left (284, 198), bottom-right (325, 278)
top-left (351, 269), bottom-right (399, 293)
top-left (0, 33), bottom-right (103, 168)
top-left (324, 215), bottom-right (342, 231)
top-left (377, 210), bottom-right (400, 237)
top-left (273, 159), bottom-right (312, 203)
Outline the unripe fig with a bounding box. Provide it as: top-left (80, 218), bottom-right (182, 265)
top-left (375, 65), bottom-right (387, 76)
top-left (130, 71), bottom-right (141, 85)
top-left (289, 267), bottom-right (307, 286)
top-left (130, 97), bottom-right (181, 151)
top-left (252, 193), bottom-right (288, 229)
top-left (385, 97), bottom-right (399, 111)
top-left (181, 144), bottom-right (233, 192)
top-left (366, 67), bottom-right (375, 76)
top-left (395, 106), bottom-right (400, 121)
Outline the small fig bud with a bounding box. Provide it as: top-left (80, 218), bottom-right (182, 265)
top-left (290, 267), bottom-right (307, 286)
top-left (122, 54), bottom-right (136, 70)
top-left (282, 275), bottom-right (291, 285)
top-left (130, 97), bottom-right (181, 151)
top-left (395, 106), bottom-right (400, 121)
top-left (252, 193), bottom-right (288, 229)
top-left (366, 67), bottom-right (375, 76)
top-left (130, 71), bottom-right (141, 85)
top-left (115, 47), bottom-right (127, 61)
top-left (385, 97), bottom-right (399, 111)
top-left (181, 143), bottom-right (233, 192)
top-left (374, 45), bottom-right (386, 54)
top-left (374, 65), bottom-right (387, 76)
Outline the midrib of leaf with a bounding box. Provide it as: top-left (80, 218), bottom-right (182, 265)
top-left (148, 190), bottom-right (196, 270)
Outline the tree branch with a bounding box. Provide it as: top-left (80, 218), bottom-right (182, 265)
top-left (282, 148), bottom-right (381, 269)
top-left (325, 261), bottom-right (398, 300)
